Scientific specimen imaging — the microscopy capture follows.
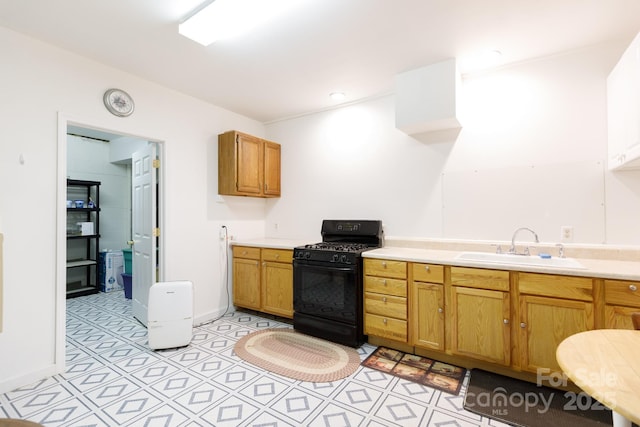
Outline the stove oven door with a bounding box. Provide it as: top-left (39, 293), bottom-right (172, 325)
top-left (293, 260), bottom-right (359, 325)
top-left (293, 258), bottom-right (364, 346)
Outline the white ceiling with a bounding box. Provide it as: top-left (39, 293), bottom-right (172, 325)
top-left (2, 0), bottom-right (640, 123)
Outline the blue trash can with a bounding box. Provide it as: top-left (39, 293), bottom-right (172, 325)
top-left (122, 273), bottom-right (132, 299)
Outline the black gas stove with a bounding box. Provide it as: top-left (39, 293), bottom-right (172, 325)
top-left (293, 220), bottom-right (383, 347)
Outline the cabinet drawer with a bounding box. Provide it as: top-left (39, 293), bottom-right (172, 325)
top-left (365, 292), bottom-right (407, 320)
top-left (411, 263), bottom-right (444, 284)
top-left (450, 267), bottom-right (510, 291)
top-left (365, 313), bottom-right (407, 342)
top-left (364, 276), bottom-right (407, 297)
top-left (518, 273), bottom-right (593, 302)
top-left (605, 280), bottom-right (640, 307)
top-left (233, 246), bottom-right (261, 260)
top-left (262, 248), bottom-right (292, 263)
top-left (364, 259), bottom-right (407, 279)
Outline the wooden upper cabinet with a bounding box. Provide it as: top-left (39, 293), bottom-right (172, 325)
top-left (218, 130), bottom-right (281, 197)
top-left (263, 140), bottom-right (281, 196)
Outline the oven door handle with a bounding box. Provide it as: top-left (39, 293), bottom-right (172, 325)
top-left (293, 260), bottom-right (357, 272)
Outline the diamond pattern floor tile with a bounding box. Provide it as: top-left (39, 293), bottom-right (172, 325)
top-left (0, 290), bottom-right (498, 426)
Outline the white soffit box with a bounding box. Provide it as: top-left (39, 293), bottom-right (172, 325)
top-left (395, 58), bottom-right (462, 136)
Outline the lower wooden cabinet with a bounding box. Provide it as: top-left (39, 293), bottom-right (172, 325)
top-left (410, 263), bottom-right (445, 351)
top-left (364, 259), bottom-right (408, 343)
top-left (518, 294), bottom-right (593, 373)
top-left (449, 267), bottom-right (511, 366)
top-left (261, 249), bottom-right (293, 318)
top-left (232, 246), bottom-right (293, 318)
top-left (516, 273), bottom-right (594, 374)
top-left (450, 285), bottom-right (511, 365)
top-left (603, 279), bottom-right (640, 329)
top-left (232, 246), bottom-right (261, 310)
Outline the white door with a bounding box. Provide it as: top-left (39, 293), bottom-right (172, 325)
top-left (131, 143), bottom-right (157, 326)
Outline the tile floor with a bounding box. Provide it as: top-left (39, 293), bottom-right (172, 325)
top-left (0, 291), bottom-right (508, 426)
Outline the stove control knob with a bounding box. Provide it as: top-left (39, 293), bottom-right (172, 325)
top-left (332, 254), bottom-right (339, 262)
top-left (340, 255), bottom-right (348, 263)
top-left (304, 252), bottom-right (311, 259)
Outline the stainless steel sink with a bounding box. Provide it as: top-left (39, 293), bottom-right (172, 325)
top-left (455, 252), bottom-right (585, 269)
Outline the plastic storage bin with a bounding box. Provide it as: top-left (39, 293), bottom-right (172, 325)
top-left (121, 273), bottom-right (132, 299)
top-left (122, 248), bottom-right (132, 274)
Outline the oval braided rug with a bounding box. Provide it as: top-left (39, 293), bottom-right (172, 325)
top-left (233, 328), bottom-right (361, 382)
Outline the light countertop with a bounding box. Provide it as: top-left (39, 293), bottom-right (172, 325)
top-left (363, 246), bottom-right (640, 281)
top-left (230, 238), bottom-right (309, 250)
top-left (230, 237), bottom-right (640, 281)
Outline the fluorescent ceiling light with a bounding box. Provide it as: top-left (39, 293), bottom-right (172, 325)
top-left (179, 0), bottom-right (304, 46)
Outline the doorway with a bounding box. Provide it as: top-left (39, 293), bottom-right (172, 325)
top-left (56, 115), bottom-right (164, 371)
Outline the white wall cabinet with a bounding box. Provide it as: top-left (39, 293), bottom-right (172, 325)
top-left (607, 32), bottom-right (640, 170)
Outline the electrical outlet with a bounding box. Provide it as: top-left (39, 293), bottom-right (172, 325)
top-left (560, 226), bottom-right (573, 243)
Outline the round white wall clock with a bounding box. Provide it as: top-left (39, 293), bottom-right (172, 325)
top-left (103, 88), bottom-right (135, 117)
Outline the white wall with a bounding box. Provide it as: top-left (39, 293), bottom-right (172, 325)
top-left (265, 40), bottom-right (640, 246)
top-left (0, 26), bottom-right (266, 393)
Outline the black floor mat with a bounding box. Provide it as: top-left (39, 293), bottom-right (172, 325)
top-left (463, 369), bottom-right (615, 427)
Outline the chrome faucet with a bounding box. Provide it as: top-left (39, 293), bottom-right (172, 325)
top-left (509, 227), bottom-right (539, 255)
top-left (555, 243), bottom-right (565, 258)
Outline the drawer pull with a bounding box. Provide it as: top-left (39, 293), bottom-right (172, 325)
top-left (503, 318), bottom-right (509, 325)
top-left (383, 318), bottom-right (387, 324)
top-left (382, 297), bottom-right (387, 303)
top-left (382, 262), bottom-right (387, 268)
top-left (275, 254), bottom-right (279, 259)
top-left (383, 279), bottom-right (387, 286)
top-left (242, 251), bottom-right (247, 255)
top-left (425, 265), bottom-right (430, 271)
top-left (630, 284), bottom-right (638, 292)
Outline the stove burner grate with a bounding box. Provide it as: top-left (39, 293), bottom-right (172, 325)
top-left (303, 242), bottom-right (372, 252)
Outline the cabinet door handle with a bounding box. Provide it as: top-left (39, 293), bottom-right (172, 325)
top-left (520, 322), bottom-right (526, 328)
top-left (503, 318), bottom-right (509, 325)
top-left (438, 307), bottom-right (443, 313)
top-left (630, 284), bottom-right (637, 292)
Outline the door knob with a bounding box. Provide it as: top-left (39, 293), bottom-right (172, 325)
top-left (127, 240), bottom-right (134, 246)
